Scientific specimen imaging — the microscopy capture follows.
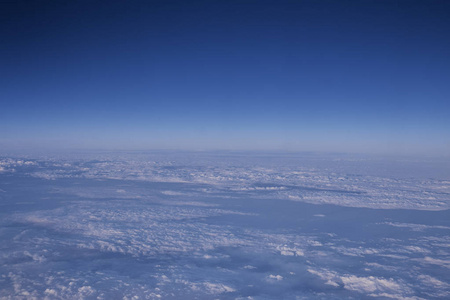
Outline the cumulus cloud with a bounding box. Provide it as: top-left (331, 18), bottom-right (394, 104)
top-left (308, 268), bottom-right (416, 299)
top-left (267, 274), bottom-right (283, 281)
top-left (1, 152), bottom-right (449, 299)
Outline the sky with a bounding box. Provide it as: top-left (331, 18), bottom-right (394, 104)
top-left (1, 0), bottom-right (449, 155)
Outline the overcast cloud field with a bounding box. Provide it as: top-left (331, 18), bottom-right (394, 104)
top-left (0, 151), bottom-right (449, 299)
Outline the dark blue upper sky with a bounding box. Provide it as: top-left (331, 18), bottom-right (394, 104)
top-left (1, 0), bottom-right (449, 155)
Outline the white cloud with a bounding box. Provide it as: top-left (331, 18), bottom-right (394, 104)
top-left (267, 274), bottom-right (283, 282)
top-left (417, 256), bottom-right (450, 269)
top-left (308, 268), bottom-right (415, 299)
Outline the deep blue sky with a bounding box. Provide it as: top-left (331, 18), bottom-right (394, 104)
top-left (1, 0), bottom-right (449, 155)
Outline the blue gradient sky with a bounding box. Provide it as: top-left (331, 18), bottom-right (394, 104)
top-left (1, 0), bottom-right (449, 155)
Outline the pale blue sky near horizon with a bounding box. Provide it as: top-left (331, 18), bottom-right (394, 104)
top-left (1, 0), bottom-right (449, 156)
